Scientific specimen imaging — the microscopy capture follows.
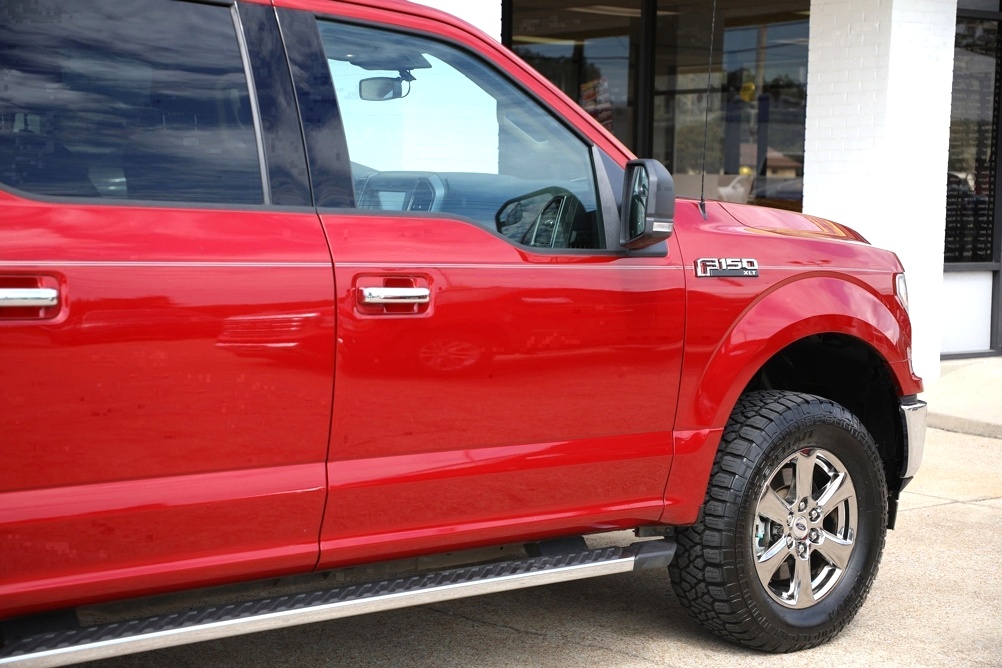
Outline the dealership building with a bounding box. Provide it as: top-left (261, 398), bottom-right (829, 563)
top-left (416, 0), bottom-right (1001, 382)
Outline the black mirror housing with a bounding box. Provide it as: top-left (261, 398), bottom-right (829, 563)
top-left (620, 159), bottom-right (675, 250)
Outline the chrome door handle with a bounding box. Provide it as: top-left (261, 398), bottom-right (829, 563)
top-left (360, 287), bottom-right (430, 305)
top-left (0, 288), bottom-right (59, 307)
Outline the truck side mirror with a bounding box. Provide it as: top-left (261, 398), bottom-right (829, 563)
top-left (621, 159), bottom-right (675, 250)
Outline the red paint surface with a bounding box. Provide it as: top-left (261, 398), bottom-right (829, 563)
top-left (0, 198), bottom-right (334, 617)
top-left (317, 213), bottom-right (686, 568)
top-left (669, 200), bottom-right (919, 434)
top-left (0, 466), bottom-right (325, 617)
top-left (0, 0), bottom-right (922, 620)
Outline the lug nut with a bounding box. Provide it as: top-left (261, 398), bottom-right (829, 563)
top-left (809, 529), bottom-right (819, 542)
top-left (809, 508), bottom-right (822, 522)
top-left (798, 499), bottom-right (808, 511)
top-left (787, 514), bottom-right (794, 526)
top-left (787, 536), bottom-right (795, 548)
top-left (797, 542), bottom-right (808, 556)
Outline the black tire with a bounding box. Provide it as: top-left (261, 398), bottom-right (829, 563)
top-left (669, 390), bottom-right (888, 652)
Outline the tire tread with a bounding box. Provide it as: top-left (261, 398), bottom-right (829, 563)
top-left (669, 390), bottom-right (888, 652)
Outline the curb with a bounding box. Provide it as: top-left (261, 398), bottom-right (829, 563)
top-left (928, 412), bottom-right (1002, 440)
top-left (921, 357), bottom-right (1002, 441)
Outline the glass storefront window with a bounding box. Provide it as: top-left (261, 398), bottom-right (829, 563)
top-left (946, 17), bottom-right (999, 264)
top-left (653, 2), bottom-right (808, 210)
top-left (509, 2), bottom-right (642, 149)
top-left (509, 1), bottom-right (809, 211)
top-left (958, 0), bottom-right (1000, 10)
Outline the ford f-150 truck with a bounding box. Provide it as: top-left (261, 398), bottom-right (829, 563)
top-left (0, 0), bottom-right (926, 665)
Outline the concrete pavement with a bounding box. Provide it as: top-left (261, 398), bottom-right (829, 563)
top-left (923, 356), bottom-right (1002, 439)
top-left (87, 360), bottom-right (1002, 668)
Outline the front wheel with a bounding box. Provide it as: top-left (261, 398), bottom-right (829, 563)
top-left (670, 391), bottom-right (888, 652)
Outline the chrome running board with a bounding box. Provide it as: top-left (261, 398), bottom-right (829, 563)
top-left (0, 540), bottom-right (675, 668)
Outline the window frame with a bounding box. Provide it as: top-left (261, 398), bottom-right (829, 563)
top-left (238, 2), bottom-right (314, 208)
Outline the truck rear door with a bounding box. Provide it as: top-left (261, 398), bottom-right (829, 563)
top-left (0, 0), bottom-right (333, 618)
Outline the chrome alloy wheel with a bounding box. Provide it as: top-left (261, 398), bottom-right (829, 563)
top-left (753, 447), bottom-right (858, 609)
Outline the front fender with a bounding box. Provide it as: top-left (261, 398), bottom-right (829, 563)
top-left (660, 274), bottom-right (917, 526)
top-left (677, 274), bottom-right (913, 432)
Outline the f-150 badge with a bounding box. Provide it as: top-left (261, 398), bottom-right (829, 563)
top-left (695, 258), bottom-right (759, 277)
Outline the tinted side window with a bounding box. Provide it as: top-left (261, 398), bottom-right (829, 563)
top-left (316, 20), bottom-right (604, 250)
top-left (0, 0), bottom-right (263, 204)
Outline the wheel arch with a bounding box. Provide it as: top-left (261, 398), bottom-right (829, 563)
top-left (666, 276), bottom-right (918, 526)
top-left (681, 275), bottom-right (915, 425)
top-left (740, 333), bottom-right (906, 495)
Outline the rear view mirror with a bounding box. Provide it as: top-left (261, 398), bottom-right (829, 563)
top-left (621, 159), bottom-right (675, 250)
top-left (359, 77), bottom-right (407, 101)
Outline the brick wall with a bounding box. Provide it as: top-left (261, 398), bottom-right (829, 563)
top-left (803, 0), bottom-right (958, 381)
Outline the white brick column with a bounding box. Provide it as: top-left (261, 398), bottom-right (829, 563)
top-left (803, 0), bottom-right (958, 382)
top-left (411, 1), bottom-right (503, 41)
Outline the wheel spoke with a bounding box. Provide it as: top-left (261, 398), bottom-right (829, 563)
top-left (792, 555), bottom-right (816, 608)
top-left (758, 487), bottom-right (791, 524)
top-left (817, 532), bottom-right (854, 570)
top-left (755, 539), bottom-right (790, 584)
top-left (795, 451), bottom-right (817, 503)
top-left (816, 471), bottom-right (855, 509)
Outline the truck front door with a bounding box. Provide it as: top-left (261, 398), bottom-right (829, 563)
top-left (278, 8), bottom-right (686, 568)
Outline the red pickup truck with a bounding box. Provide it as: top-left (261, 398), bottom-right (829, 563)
top-left (0, 0), bottom-right (926, 664)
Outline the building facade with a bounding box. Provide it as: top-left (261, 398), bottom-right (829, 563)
top-left (415, 0), bottom-right (1001, 382)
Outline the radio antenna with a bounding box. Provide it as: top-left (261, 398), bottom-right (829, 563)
top-left (698, 0), bottom-right (718, 219)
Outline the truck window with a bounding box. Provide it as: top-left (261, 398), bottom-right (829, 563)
top-left (0, 0), bottom-right (263, 204)
top-left (316, 20), bottom-right (604, 250)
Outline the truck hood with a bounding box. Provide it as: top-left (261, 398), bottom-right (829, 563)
top-left (719, 203), bottom-right (870, 244)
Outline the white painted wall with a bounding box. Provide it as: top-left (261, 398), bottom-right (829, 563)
top-left (803, 0), bottom-right (958, 383)
top-left (410, 0), bottom-right (502, 41)
top-left (941, 272), bottom-right (995, 353)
